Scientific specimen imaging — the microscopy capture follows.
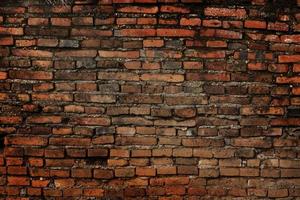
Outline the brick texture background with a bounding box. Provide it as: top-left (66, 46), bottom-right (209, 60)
top-left (0, 0), bottom-right (300, 199)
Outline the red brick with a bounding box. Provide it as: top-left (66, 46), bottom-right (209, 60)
top-left (281, 35), bottom-right (300, 43)
top-left (95, 17), bottom-right (114, 25)
top-left (188, 187), bottom-right (206, 196)
top-left (268, 189), bottom-right (288, 198)
top-left (183, 61), bottom-right (203, 69)
top-left (281, 169), bottom-right (300, 177)
top-left (27, 188), bottom-right (42, 196)
top-left (115, 168), bottom-right (135, 177)
top-left (180, 18), bottom-right (201, 26)
top-left (63, 188), bottom-right (82, 196)
top-left (245, 20), bottom-right (267, 29)
top-left (157, 166), bottom-right (176, 175)
top-left (50, 169), bottom-right (69, 177)
top-left (93, 136), bottom-right (114, 144)
top-left (271, 118), bottom-right (300, 126)
top-left (51, 18), bottom-right (71, 26)
top-left (276, 76), bottom-right (300, 84)
top-left (137, 17), bottom-right (157, 25)
top-left (143, 39), bottom-right (164, 47)
top-left (72, 17), bottom-right (93, 25)
top-left (49, 138), bottom-right (91, 146)
top-left (160, 5), bottom-right (190, 13)
top-left (32, 93), bottom-right (73, 102)
top-left (136, 167), bottom-right (156, 176)
top-left (0, 37), bottom-right (13, 45)
top-left (278, 55), bottom-right (300, 63)
top-left (115, 29), bottom-right (156, 37)
top-left (72, 168), bottom-right (92, 178)
top-left (268, 22), bottom-right (289, 31)
top-left (203, 19), bottom-right (221, 28)
top-left (0, 116), bottom-right (21, 124)
top-left (157, 29), bottom-right (195, 37)
top-left (46, 159), bottom-right (74, 167)
top-left (117, 17), bottom-right (137, 25)
top-left (186, 72), bottom-right (230, 81)
top-left (44, 189), bottom-right (62, 196)
top-left (98, 72), bottom-right (139, 81)
top-left (54, 179), bottom-right (75, 188)
top-left (32, 180), bottom-right (50, 187)
top-left (83, 189), bottom-right (104, 197)
top-left (27, 116), bottom-right (62, 124)
top-left (8, 176), bottom-right (30, 186)
top-left (206, 40), bottom-right (227, 47)
top-left (293, 64), bottom-right (300, 72)
top-left (147, 187), bottom-right (166, 196)
top-left (87, 148), bottom-right (107, 157)
top-left (15, 39), bottom-right (36, 47)
top-left (116, 136), bottom-right (157, 145)
top-left (7, 166), bottom-right (27, 175)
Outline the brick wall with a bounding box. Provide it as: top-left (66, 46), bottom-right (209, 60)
top-left (0, 0), bottom-right (300, 199)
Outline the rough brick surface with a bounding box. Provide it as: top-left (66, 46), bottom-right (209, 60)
top-left (0, 0), bottom-right (300, 199)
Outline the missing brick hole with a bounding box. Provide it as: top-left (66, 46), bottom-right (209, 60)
top-left (263, 0), bottom-right (297, 21)
top-left (45, 0), bottom-right (73, 5)
top-left (267, 0), bottom-right (297, 7)
top-left (287, 108), bottom-right (300, 117)
top-left (85, 157), bottom-right (107, 166)
top-left (45, 0), bottom-right (98, 5)
top-left (0, 135), bottom-right (5, 152)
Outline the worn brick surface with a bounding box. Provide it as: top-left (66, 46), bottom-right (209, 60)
top-left (0, 0), bottom-right (300, 199)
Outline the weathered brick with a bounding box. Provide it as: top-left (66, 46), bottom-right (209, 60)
top-left (9, 70), bottom-right (52, 80)
top-left (12, 49), bottom-right (52, 57)
top-left (99, 50), bottom-right (139, 58)
top-left (28, 18), bottom-right (49, 26)
top-left (27, 116), bottom-right (62, 124)
top-left (55, 50), bottom-right (97, 57)
top-left (118, 6), bottom-right (158, 13)
top-left (71, 28), bottom-right (112, 37)
top-left (75, 93), bottom-right (116, 103)
top-left (204, 7), bottom-right (246, 18)
top-left (115, 29), bottom-right (156, 37)
top-left (5, 136), bottom-right (48, 146)
top-left (141, 73), bottom-right (184, 82)
top-left (200, 29), bottom-right (242, 39)
top-left (0, 27), bottom-right (23, 35)
top-left (1, 2), bottom-right (299, 199)
top-left (232, 138), bottom-right (272, 148)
